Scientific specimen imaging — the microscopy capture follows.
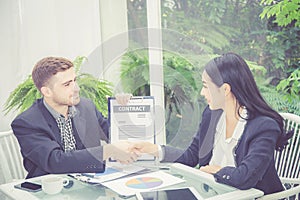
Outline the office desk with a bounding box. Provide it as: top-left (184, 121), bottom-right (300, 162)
top-left (0, 162), bottom-right (263, 200)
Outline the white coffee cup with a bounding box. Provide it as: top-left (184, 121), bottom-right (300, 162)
top-left (42, 176), bottom-right (69, 195)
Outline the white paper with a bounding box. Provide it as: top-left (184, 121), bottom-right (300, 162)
top-left (102, 171), bottom-right (185, 196)
top-left (69, 163), bottom-right (146, 184)
top-left (109, 96), bottom-right (155, 160)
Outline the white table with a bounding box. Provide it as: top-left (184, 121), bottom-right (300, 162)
top-left (0, 162), bottom-right (264, 200)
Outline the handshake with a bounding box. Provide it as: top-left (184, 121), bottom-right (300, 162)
top-left (103, 141), bottom-right (159, 164)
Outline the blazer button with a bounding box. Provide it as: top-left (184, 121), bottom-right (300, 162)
top-left (223, 175), bottom-right (226, 179)
top-left (226, 175), bottom-right (230, 179)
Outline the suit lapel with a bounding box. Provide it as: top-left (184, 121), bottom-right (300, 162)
top-left (73, 109), bottom-right (87, 146)
top-left (199, 108), bottom-right (222, 160)
top-left (36, 99), bottom-right (60, 142)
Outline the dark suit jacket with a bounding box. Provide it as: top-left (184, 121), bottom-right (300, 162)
top-left (11, 98), bottom-right (109, 178)
top-left (163, 106), bottom-right (284, 195)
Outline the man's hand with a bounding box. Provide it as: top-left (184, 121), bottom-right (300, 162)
top-left (115, 93), bottom-right (132, 105)
top-left (199, 165), bottom-right (221, 174)
top-left (103, 141), bottom-right (139, 164)
top-left (131, 141), bottom-right (159, 157)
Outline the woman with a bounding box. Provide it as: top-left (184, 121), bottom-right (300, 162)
top-left (134, 52), bottom-right (292, 194)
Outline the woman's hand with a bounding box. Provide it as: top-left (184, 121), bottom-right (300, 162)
top-left (199, 165), bottom-right (222, 174)
top-left (131, 141), bottom-right (159, 157)
top-left (115, 93), bottom-right (132, 105)
top-left (103, 141), bottom-right (139, 164)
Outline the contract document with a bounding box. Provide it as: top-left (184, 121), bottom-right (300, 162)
top-left (108, 96), bottom-right (155, 160)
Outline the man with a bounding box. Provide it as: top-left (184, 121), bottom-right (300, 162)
top-left (11, 56), bottom-right (138, 178)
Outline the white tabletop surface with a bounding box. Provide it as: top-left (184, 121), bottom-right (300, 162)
top-left (0, 162), bottom-right (264, 200)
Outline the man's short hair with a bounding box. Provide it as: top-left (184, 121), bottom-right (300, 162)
top-left (32, 57), bottom-right (73, 91)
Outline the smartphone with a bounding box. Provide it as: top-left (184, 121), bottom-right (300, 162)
top-left (136, 187), bottom-right (204, 200)
top-left (14, 181), bottom-right (42, 192)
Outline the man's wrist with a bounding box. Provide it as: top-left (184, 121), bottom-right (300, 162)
top-left (103, 144), bottom-right (114, 160)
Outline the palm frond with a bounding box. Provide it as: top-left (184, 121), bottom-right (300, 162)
top-left (4, 57), bottom-right (113, 116)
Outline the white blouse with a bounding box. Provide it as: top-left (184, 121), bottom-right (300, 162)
top-left (209, 109), bottom-right (247, 167)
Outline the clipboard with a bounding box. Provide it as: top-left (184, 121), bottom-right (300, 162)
top-left (108, 96), bottom-right (155, 161)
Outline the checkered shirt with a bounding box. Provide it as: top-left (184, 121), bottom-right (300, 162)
top-left (56, 111), bottom-right (76, 152)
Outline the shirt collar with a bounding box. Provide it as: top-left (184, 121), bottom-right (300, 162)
top-left (216, 108), bottom-right (248, 143)
top-left (43, 99), bottom-right (77, 120)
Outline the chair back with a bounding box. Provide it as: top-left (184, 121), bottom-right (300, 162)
top-left (275, 113), bottom-right (300, 179)
top-left (0, 130), bottom-right (27, 183)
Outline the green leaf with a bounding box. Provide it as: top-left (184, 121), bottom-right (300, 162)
top-left (4, 57), bottom-right (113, 116)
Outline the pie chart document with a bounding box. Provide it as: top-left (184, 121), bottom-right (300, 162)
top-left (102, 171), bottom-right (185, 196)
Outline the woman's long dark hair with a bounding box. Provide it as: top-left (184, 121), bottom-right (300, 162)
top-left (204, 52), bottom-right (290, 150)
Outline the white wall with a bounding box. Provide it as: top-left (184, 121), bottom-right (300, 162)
top-left (0, 0), bottom-right (104, 131)
top-left (0, 0), bottom-right (21, 131)
top-left (81, 0), bottom-right (128, 93)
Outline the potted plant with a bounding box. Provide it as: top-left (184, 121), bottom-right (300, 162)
top-left (3, 56), bottom-right (113, 117)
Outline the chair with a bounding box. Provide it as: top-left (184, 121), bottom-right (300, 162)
top-left (0, 130), bottom-right (27, 184)
top-left (258, 112), bottom-right (300, 200)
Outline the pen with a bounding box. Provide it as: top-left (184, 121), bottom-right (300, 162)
top-left (81, 173), bottom-right (94, 178)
